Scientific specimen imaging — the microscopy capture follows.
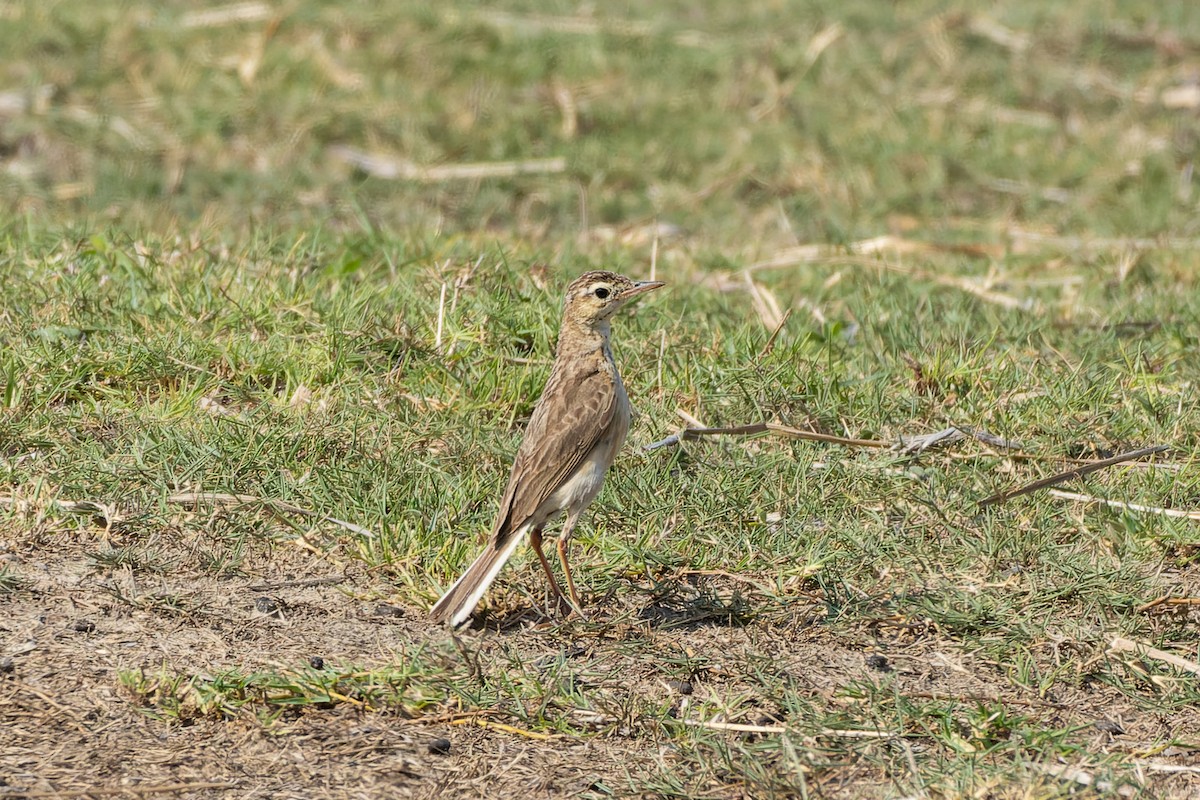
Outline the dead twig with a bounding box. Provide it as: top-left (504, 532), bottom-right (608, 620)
top-left (978, 445), bottom-right (1168, 508)
top-left (7, 782), bottom-right (238, 798)
top-left (1138, 596), bottom-right (1200, 613)
top-left (673, 568), bottom-right (777, 596)
top-left (244, 573), bottom-right (350, 592)
top-left (166, 492), bottom-right (377, 538)
top-left (967, 428), bottom-right (1026, 450)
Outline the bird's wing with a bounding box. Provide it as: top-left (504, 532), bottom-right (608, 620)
top-left (489, 359), bottom-right (616, 542)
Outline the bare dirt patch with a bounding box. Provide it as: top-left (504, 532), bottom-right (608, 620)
top-left (3, 537), bottom-right (1199, 798)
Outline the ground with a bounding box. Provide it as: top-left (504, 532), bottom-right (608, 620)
top-left (4, 526), bottom-right (1200, 797)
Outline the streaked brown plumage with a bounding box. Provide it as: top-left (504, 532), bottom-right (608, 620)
top-left (430, 271), bottom-right (664, 627)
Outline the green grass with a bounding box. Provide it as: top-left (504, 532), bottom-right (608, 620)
top-left (8, 233), bottom-right (1198, 795)
top-left (4, 1), bottom-right (1199, 244)
top-left (4, 0), bottom-right (1200, 797)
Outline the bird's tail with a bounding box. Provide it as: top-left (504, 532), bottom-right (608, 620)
top-left (430, 529), bottom-right (526, 627)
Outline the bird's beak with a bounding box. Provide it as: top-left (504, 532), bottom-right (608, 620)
top-left (621, 280), bottom-right (665, 300)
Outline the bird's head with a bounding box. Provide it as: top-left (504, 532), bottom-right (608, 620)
top-left (562, 270), bottom-right (664, 328)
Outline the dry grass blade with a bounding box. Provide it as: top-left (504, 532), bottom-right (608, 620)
top-left (435, 281), bottom-right (448, 353)
top-left (0, 496), bottom-right (109, 514)
top-left (977, 445), bottom-right (1169, 507)
top-left (804, 23), bottom-right (844, 66)
top-left (448, 716), bottom-right (559, 740)
top-left (1047, 489), bottom-right (1200, 521)
top-left (757, 308), bottom-right (792, 358)
top-left (1007, 228), bottom-right (1200, 254)
top-left (445, 9), bottom-right (718, 49)
top-left (166, 492), bottom-right (377, 538)
top-left (894, 427), bottom-right (965, 454)
top-left (0, 84), bottom-right (53, 115)
top-left (907, 691), bottom-right (1066, 710)
top-left (330, 147), bottom-right (566, 181)
top-left (1133, 762), bottom-right (1200, 775)
top-left (968, 15), bottom-right (1031, 52)
top-left (748, 235), bottom-right (931, 271)
top-left (683, 718), bottom-right (898, 739)
top-left (743, 273), bottom-right (785, 329)
top-left (644, 422), bottom-right (888, 452)
top-left (180, 2), bottom-right (271, 28)
top-left (1108, 637), bottom-right (1200, 676)
top-left (648, 421), bottom-right (1031, 455)
top-left (11, 682), bottom-right (90, 735)
top-left (929, 273), bottom-right (1034, 311)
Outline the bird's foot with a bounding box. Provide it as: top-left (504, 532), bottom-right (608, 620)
top-left (555, 594), bottom-right (589, 621)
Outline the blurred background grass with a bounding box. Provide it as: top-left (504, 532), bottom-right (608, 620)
top-left (4, 0), bottom-right (1199, 252)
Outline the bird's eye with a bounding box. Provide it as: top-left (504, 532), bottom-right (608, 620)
top-left (594, 287), bottom-right (610, 299)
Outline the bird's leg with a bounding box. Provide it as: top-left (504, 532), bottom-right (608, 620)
top-left (557, 512), bottom-right (588, 619)
top-left (529, 526), bottom-right (571, 616)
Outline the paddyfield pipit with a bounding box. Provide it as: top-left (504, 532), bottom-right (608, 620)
top-left (430, 271), bottom-right (664, 627)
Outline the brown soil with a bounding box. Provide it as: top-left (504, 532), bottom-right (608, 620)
top-left (2, 537), bottom-right (1198, 799)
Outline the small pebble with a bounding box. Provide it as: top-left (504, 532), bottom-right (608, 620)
top-left (667, 679), bottom-right (694, 695)
top-left (1094, 718), bottom-right (1124, 735)
top-left (373, 603), bottom-right (404, 619)
top-left (865, 654), bottom-right (891, 672)
top-left (254, 597), bottom-right (280, 614)
top-left (71, 619), bottom-right (96, 633)
top-left (309, 656), bottom-right (325, 670)
top-left (0, 657), bottom-right (13, 674)
top-left (428, 738), bottom-right (451, 755)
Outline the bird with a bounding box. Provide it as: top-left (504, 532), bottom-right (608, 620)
top-left (430, 270), bottom-right (664, 627)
